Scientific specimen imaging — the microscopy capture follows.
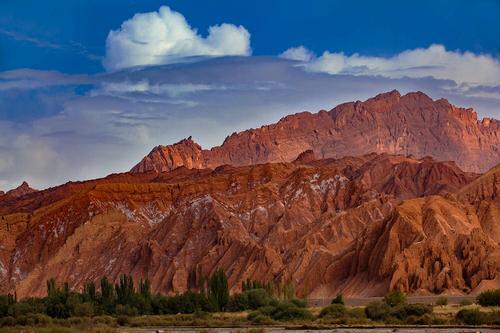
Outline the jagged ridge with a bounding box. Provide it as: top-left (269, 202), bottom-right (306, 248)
top-left (131, 90), bottom-right (500, 174)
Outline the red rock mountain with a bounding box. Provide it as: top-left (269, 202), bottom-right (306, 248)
top-left (1, 181), bottom-right (37, 200)
top-left (1, 91), bottom-right (499, 299)
top-left (132, 90), bottom-right (500, 174)
top-left (1, 152), bottom-right (498, 299)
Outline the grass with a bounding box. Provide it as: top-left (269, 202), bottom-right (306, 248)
top-left (1, 304), bottom-right (499, 331)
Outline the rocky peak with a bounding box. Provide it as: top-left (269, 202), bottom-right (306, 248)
top-left (293, 150), bottom-right (316, 164)
top-left (4, 181), bottom-right (38, 199)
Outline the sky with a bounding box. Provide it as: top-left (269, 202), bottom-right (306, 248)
top-left (0, 0), bottom-right (499, 189)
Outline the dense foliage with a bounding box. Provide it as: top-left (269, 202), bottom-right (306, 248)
top-left (477, 289), bottom-right (500, 306)
top-left (0, 272), bottom-right (225, 319)
top-left (2, 279), bottom-right (500, 328)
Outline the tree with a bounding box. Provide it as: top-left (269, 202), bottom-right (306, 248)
top-left (383, 290), bottom-right (406, 307)
top-left (46, 278), bottom-right (57, 297)
top-left (45, 279), bottom-right (73, 318)
top-left (82, 281), bottom-right (97, 303)
top-left (115, 274), bottom-right (135, 305)
top-left (139, 278), bottom-right (151, 299)
top-left (282, 280), bottom-right (295, 300)
top-left (208, 268), bottom-right (229, 311)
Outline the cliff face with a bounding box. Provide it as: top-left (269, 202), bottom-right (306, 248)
top-left (131, 90), bottom-right (500, 174)
top-left (1, 153), bottom-right (498, 298)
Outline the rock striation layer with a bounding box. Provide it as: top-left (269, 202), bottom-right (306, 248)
top-left (132, 91), bottom-right (500, 174)
top-left (1, 153), bottom-right (498, 299)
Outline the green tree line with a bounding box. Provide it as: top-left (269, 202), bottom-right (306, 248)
top-left (0, 269), bottom-right (296, 319)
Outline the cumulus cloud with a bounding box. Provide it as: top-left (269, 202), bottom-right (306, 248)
top-left (103, 6), bottom-right (251, 71)
top-left (280, 46), bottom-right (315, 62)
top-left (298, 44), bottom-right (500, 86)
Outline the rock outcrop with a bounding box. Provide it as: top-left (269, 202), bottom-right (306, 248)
top-left (1, 181), bottom-right (37, 200)
top-left (1, 153), bottom-right (498, 298)
top-left (132, 90), bottom-right (500, 174)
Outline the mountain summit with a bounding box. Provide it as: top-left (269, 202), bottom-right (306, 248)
top-left (132, 90), bottom-right (500, 174)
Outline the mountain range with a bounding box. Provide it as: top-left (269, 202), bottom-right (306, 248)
top-left (0, 90), bottom-right (499, 299)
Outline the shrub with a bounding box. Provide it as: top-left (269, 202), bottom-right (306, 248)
top-left (346, 307), bottom-right (366, 319)
top-left (227, 293), bottom-right (249, 312)
top-left (383, 290), bottom-right (406, 307)
top-left (459, 310), bottom-right (500, 325)
top-left (249, 301), bottom-right (312, 322)
top-left (269, 302), bottom-right (313, 321)
top-left (0, 316), bottom-right (16, 327)
top-left (331, 294), bottom-right (345, 305)
top-left (456, 309), bottom-right (484, 325)
top-left (289, 298), bottom-right (307, 308)
top-left (319, 304), bottom-right (347, 319)
top-left (28, 313), bottom-right (52, 325)
top-left (245, 289), bottom-right (272, 310)
top-left (115, 304), bottom-right (138, 316)
top-left (477, 289), bottom-right (500, 306)
top-left (436, 296), bottom-right (448, 306)
top-left (247, 311), bottom-right (273, 325)
top-left (72, 302), bottom-right (94, 317)
top-left (92, 315), bottom-right (115, 326)
top-left (15, 314), bottom-right (34, 326)
top-left (390, 303), bottom-right (433, 320)
top-left (365, 301), bottom-right (390, 321)
top-left (459, 299), bottom-right (473, 306)
top-left (11, 297), bottom-right (46, 316)
top-left (407, 313), bottom-right (437, 325)
top-left (116, 315), bottom-right (130, 326)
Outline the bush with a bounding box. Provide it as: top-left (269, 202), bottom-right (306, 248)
top-left (92, 315), bottom-right (115, 326)
top-left (384, 290), bottom-right (406, 307)
top-left (247, 311), bottom-right (273, 324)
top-left (346, 307), bottom-right (366, 319)
top-left (456, 309), bottom-right (484, 325)
top-left (331, 294), bottom-right (345, 305)
top-left (249, 301), bottom-right (312, 322)
top-left (227, 293), bottom-right (249, 312)
top-left (459, 299), bottom-right (473, 306)
top-left (0, 316), bottom-right (16, 327)
top-left (72, 302), bottom-right (94, 317)
top-left (319, 304), bottom-right (346, 319)
top-left (477, 289), bottom-right (500, 306)
top-left (28, 313), bottom-right (52, 325)
top-left (116, 315), bottom-right (130, 326)
top-left (269, 302), bottom-right (313, 321)
top-left (289, 298), bottom-right (307, 308)
top-left (10, 297), bottom-right (46, 316)
top-left (390, 303), bottom-right (433, 320)
top-left (436, 296), bottom-right (448, 306)
top-left (245, 289), bottom-right (272, 310)
top-left (115, 304), bottom-right (138, 316)
top-left (365, 301), bottom-right (390, 321)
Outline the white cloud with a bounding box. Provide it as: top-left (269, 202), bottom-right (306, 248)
top-left (103, 6), bottom-right (251, 71)
top-left (280, 46), bottom-right (315, 62)
top-left (92, 81), bottom-right (226, 98)
top-left (300, 44), bottom-right (500, 86)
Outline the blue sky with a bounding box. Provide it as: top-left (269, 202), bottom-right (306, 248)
top-left (0, 1), bottom-right (499, 189)
top-left (1, 0), bottom-right (499, 73)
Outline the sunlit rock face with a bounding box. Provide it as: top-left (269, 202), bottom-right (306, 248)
top-left (1, 151), bottom-right (498, 299)
top-left (132, 90), bottom-right (500, 174)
